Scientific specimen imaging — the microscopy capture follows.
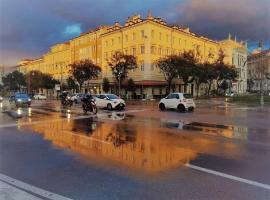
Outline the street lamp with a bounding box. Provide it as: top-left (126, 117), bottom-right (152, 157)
top-left (27, 71), bottom-right (35, 94)
top-left (117, 71), bottom-right (123, 97)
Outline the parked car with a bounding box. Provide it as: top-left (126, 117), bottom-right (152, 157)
top-left (0, 96), bottom-right (3, 102)
top-left (10, 93), bottom-right (31, 107)
top-left (34, 93), bottom-right (47, 100)
top-left (158, 93), bottom-right (195, 112)
top-left (95, 94), bottom-right (125, 110)
top-left (71, 93), bottom-right (85, 104)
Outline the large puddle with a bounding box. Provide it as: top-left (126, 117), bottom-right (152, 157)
top-left (16, 110), bottom-right (253, 174)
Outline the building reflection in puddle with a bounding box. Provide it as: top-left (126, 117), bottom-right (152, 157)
top-left (18, 112), bottom-right (240, 173)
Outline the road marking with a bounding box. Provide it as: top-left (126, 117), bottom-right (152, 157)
top-left (0, 109), bottom-right (147, 128)
top-left (185, 163), bottom-right (270, 190)
top-left (0, 173), bottom-right (72, 200)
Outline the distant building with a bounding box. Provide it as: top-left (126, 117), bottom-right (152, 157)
top-left (18, 13), bottom-right (247, 97)
top-left (247, 48), bottom-right (270, 92)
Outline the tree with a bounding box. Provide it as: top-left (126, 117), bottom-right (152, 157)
top-left (42, 74), bottom-right (59, 90)
top-left (2, 70), bottom-right (26, 91)
top-left (70, 59), bottom-right (101, 91)
top-left (247, 79), bottom-right (255, 92)
top-left (214, 49), bottom-right (237, 94)
top-left (220, 80), bottom-right (229, 94)
top-left (108, 51), bottom-right (137, 95)
top-left (193, 63), bottom-right (208, 98)
top-left (126, 78), bottom-right (136, 98)
top-left (204, 63), bottom-right (217, 96)
top-left (66, 76), bottom-right (78, 92)
top-left (249, 55), bottom-right (270, 105)
top-left (25, 70), bottom-right (44, 91)
top-left (177, 51), bottom-right (198, 92)
top-left (102, 77), bottom-right (110, 93)
top-left (156, 55), bottom-right (179, 94)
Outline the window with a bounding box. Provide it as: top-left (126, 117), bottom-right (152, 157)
top-left (105, 41), bottom-right (108, 47)
top-left (111, 39), bottom-right (114, 46)
top-left (124, 49), bottom-right (128, 55)
top-left (158, 48), bottom-right (162, 55)
top-left (179, 38), bottom-right (181, 45)
top-left (133, 33), bottom-right (136, 40)
top-left (151, 46), bottom-right (156, 54)
top-left (151, 30), bottom-right (155, 38)
top-left (132, 47), bottom-right (136, 56)
top-left (125, 35), bottom-right (128, 42)
top-left (172, 37), bottom-right (175, 44)
top-left (159, 32), bottom-right (162, 40)
top-left (118, 37), bottom-right (121, 44)
top-left (141, 30), bottom-right (145, 38)
top-left (141, 45), bottom-right (145, 54)
top-left (166, 34), bottom-right (169, 42)
top-left (140, 61), bottom-right (144, 71)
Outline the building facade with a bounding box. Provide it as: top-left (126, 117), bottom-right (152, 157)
top-left (18, 14), bottom-right (248, 97)
top-left (247, 49), bottom-right (270, 92)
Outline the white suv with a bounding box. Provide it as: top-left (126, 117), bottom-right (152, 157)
top-left (95, 94), bottom-right (125, 110)
top-left (159, 93), bottom-right (195, 112)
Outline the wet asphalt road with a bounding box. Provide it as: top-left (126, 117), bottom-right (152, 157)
top-left (0, 99), bottom-right (270, 200)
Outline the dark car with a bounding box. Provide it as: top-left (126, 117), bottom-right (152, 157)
top-left (10, 93), bottom-right (31, 107)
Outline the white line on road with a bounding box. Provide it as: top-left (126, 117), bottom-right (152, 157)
top-left (185, 163), bottom-right (270, 190)
top-left (0, 173), bottom-right (72, 200)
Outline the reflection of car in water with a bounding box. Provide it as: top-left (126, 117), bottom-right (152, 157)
top-left (160, 119), bottom-right (247, 139)
top-left (9, 93), bottom-right (31, 107)
top-left (99, 112), bottom-right (126, 121)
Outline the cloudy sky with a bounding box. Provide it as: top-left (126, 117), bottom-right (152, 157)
top-left (0, 0), bottom-right (269, 66)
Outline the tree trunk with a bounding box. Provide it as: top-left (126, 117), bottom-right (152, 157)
top-left (167, 80), bottom-right (172, 95)
top-left (196, 83), bottom-right (200, 98)
top-left (207, 82), bottom-right (212, 97)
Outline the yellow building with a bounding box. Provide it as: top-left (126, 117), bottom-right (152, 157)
top-left (18, 13), bottom-right (247, 96)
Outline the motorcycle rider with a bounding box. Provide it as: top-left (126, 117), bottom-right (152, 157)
top-left (59, 91), bottom-right (72, 106)
top-left (82, 92), bottom-right (97, 114)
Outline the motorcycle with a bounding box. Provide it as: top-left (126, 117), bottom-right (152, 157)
top-left (81, 96), bottom-right (97, 114)
top-left (60, 94), bottom-right (73, 107)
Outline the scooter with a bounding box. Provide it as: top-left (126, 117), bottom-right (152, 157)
top-left (81, 97), bottom-right (97, 114)
top-left (60, 95), bottom-right (73, 107)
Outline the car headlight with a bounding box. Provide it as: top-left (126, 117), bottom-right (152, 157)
top-left (28, 98), bottom-right (31, 101)
top-left (17, 99), bottom-right (22, 102)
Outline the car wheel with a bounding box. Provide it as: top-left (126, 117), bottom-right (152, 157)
top-left (107, 103), bottom-right (113, 111)
top-left (159, 103), bottom-right (166, 111)
top-left (177, 104), bottom-right (185, 112)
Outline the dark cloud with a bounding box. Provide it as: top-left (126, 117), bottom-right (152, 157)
top-left (0, 0), bottom-right (269, 66)
top-left (172, 0), bottom-right (270, 45)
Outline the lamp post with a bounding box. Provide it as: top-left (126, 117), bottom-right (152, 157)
top-left (27, 71), bottom-right (35, 94)
top-left (117, 71), bottom-right (122, 97)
